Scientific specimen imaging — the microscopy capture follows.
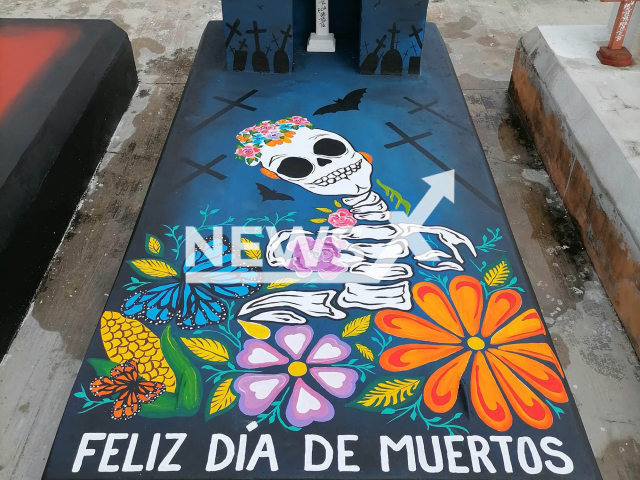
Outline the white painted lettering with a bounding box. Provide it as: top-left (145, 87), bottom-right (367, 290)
top-left (467, 435), bottom-right (496, 473)
top-left (236, 434), bottom-right (248, 471)
top-left (99, 433), bottom-right (128, 472)
top-left (158, 433), bottom-right (185, 472)
top-left (380, 435), bottom-right (416, 472)
top-left (206, 434), bottom-right (235, 472)
top-left (305, 435), bottom-right (334, 472)
top-left (146, 433), bottom-right (161, 471)
top-left (541, 437), bottom-right (574, 474)
top-left (72, 433), bottom-right (106, 473)
top-left (490, 435), bottom-right (513, 473)
top-left (415, 436), bottom-right (443, 473)
top-left (518, 437), bottom-right (542, 474)
top-left (122, 433), bottom-right (143, 472)
top-left (246, 434), bottom-right (278, 472)
top-left (443, 435), bottom-right (469, 473)
top-left (337, 435), bottom-right (359, 472)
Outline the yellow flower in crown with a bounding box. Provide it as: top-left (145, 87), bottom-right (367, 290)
top-left (376, 276), bottom-right (568, 432)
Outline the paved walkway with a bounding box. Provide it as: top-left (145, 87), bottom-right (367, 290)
top-left (0, 1), bottom-right (638, 479)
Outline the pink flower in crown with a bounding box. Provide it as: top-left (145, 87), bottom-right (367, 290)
top-left (234, 326), bottom-right (358, 428)
top-left (328, 208), bottom-right (357, 228)
top-left (236, 145), bottom-right (261, 159)
top-left (290, 116), bottom-right (311, 126)
top-left (252, 121), bottom-right (277, 135)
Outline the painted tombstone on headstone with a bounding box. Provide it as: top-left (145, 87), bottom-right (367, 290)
top-left (221, 0), bottom-right (293, 73)
top-left (360, 0), bottom-right (428, 75)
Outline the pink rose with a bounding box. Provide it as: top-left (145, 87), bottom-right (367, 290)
top-left (290, 116), bottom-right (310, 126)
top-left (236, 145), bottom-right (260, 158)
top-left (328, 208), bottom-right (357, 228)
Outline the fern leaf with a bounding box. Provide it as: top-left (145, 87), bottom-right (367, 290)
top-left (181, 338), bottom-right (229, 362)
top-left (358, 379), bottom-right (421, 408)
top-left (266, 278), bottom-right (300, 290)
top-left (484, 260), bottom-right (509, 286)
top-left (210, 378), bottom-right (236, 415)
top-left (129, 259), bottom-right (178, 279)
top-left (356, 343), bottom-right (374, 361)
top-left (241, 238), bottom-right (262, 260)
top-left (341, 315), bottom-right (371, 338)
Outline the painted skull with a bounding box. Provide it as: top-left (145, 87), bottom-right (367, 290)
top-left (260, 128), bottom-right (373, 196)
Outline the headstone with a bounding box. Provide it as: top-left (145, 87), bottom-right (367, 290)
top-left (360, 0), bottom-right (428, 75)
top-left (221, 0), bottom-right (293, 73)
top-left (308, 0), bottom-right (336, 52)
top-left (0, 19), bottom-right (136, 355)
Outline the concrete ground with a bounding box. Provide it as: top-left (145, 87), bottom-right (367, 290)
top-left (0, 1), bottom-right (638, 479)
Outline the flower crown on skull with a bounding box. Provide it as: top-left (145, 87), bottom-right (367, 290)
top-left (235, 116), bottom-right (314, 166)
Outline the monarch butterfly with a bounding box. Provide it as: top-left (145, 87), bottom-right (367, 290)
top-left (90, 360), bottom-right (165, 420)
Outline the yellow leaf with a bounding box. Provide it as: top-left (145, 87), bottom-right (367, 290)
top-left (316, 207), bottom-right (333, 213)
top-left (181, 338), bottom-right (229, 362)
top-left (210, 378), bottom-right (236, 415)
top-left (341, 315), bottom-right (371, 338)
top-left (130, 259), bottom-right (177, 278)
top-left (334, 200), bottom-right (342, 208)
top-left (484, 261), bottom-right (509, 287)
top-left (266, 278), bottom-right (300, 290)
top-left (310, 218), bottom-right (327, 224)
top-left (356, 343), bottom-right (374, 361)
top-left (358, 379), bottom-right (421, 408)
top-left (238, 320), bottom-right (271, 340)
top-left (241, 238), bottom-right (262, 260)
top-left (148, 236), bottom-right (162, 254)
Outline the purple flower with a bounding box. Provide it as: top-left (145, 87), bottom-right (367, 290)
top-left (234, 326), bottom-right (357, 428)
top-left (285, 236), bottom-right (348, 280)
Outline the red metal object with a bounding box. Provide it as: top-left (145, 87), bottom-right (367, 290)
top-left (597, 0), bottom-right (637, 66)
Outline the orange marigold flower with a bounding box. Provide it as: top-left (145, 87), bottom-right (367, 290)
top-left (376, 276), bottom-right (567, 432)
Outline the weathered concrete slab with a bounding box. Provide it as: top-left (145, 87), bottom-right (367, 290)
top-left (41, 18), bottom-right (600, 480)
top-left (0, 19), bottom-right (137, 354)
top-left (509, 25), bottom-right (640, 358)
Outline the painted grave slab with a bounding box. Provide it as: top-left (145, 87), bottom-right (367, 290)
top-left (43, 19), bottom-right (601, 480)
top-left (0, 19), bottom-right (136, 354)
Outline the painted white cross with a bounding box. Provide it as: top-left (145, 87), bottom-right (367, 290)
top-left (307, 0), bottom-right (336, 52)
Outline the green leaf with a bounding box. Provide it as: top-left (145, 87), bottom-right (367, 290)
top-left (376, 179), bottom-right (411, 215)
top-left (87, 358), bottom-right (118, 377)
top-left (140, 325), bottom-right (202, 418)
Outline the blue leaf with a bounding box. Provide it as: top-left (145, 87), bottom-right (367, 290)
top-left (410, 411), bottom-right (417, 421)
top-left (381, 408), bottom-right (396, 414)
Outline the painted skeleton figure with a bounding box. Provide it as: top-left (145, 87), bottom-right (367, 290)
top-left (234, 117), bottom-right (476, 324)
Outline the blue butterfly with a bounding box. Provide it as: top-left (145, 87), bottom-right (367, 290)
top-left (122, 235), bottom-right (261, 329)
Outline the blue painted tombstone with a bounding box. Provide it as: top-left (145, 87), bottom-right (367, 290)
top-left (221, 0), bottom-right (294, 73)
top-left (221, 0), bottom-right (427, 75)
top-left (360, 0), bottom-right (428, 75)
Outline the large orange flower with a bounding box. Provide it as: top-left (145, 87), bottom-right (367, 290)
top-left (377, 276), bottom-right (568, 431)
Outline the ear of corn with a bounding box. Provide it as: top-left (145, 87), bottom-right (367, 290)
top-left (100, 311), bottom-right (176, 392)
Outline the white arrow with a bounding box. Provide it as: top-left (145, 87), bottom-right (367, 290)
top-left (390, 170), bottom-right (456, 261)
top-left (391, 170), bottom-right (455, 225)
